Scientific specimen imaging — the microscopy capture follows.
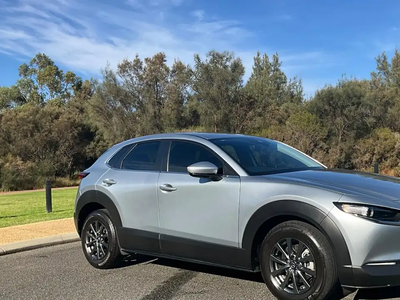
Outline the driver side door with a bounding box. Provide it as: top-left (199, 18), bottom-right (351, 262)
top-left (157, 140), bottom-right (243, 267)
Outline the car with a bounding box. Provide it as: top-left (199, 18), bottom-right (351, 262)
top-left (74, 132), bottom-right (400, 300)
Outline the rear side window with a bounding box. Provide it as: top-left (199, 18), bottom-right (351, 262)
top-left (107, 144), bottom-right (133, 169)
top-left (122, 141), bottom-right (161, 171)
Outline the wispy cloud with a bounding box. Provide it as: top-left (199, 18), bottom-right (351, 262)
top-left (191, 9), bottom-right (205, 21)
top-left (171, 0), bottom-right (184, 6)
top-left (0, 0), bottom-right (331, 92)
top-left (127, 0), bottom-right (184, 8)
top-left (0, 0), bottom-right (256, 76)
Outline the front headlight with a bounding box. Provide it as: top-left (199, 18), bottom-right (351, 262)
top-left (335, 203), bottom-right (400, 222)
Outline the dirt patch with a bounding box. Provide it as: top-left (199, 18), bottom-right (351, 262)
top-left (0, 218), bottom-right (76, 245)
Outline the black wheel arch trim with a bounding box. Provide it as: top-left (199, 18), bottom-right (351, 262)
top-left (242, 200), bottom-right (354, 286)
top-left (75, 190), bottom-right (123, 236)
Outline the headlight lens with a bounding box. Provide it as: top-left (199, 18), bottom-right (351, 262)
top-left (336, 203), bottom-right (400, 222)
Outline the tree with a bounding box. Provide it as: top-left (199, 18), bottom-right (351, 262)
top-left (87, 66), bottom-right (136, 145)
top-left (0, 85), bottom-right (26, 110)
top-left (117, 53), bottom-right (170, 135)
top-left (191, 50), bottom-right (245, 132)
top-left (353, 128), bottom-right (400, 176)
top-left (163, 60), bottom-right (191, 131)
top-left (285, 111), bottom-right (328, 155)
top-left (244, 52), bottom-right (304, 132)
top-left (4, 48), bottom-right (400, 190)
top-left (307, 78), bottom-right (372, 144)
top-left (369, 50), bottom-right (400, 131)
top-left (16, 53), bottom-right (82, 103)
top-left (0, 103), bottom-right (93, 181)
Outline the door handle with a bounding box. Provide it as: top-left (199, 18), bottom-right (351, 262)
top-left (102, 178), bottom-right (117, 186)
top-left (159, 184), bottom-right (177, 192)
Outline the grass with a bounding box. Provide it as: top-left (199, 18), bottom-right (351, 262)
top-left (0, 188), bottom-right (78, 228)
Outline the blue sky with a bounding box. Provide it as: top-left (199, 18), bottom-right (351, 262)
top-left (0, 0), bottom-right (399, 97)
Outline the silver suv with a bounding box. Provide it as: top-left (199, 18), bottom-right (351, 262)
top-left (74, 133), bottom-right (400, 300)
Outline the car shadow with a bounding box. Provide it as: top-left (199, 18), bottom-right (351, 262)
top-left (117, 253), bottom-right (264, 282)
top-left (353, 286), bottom-right (400, 299)
top-left (112, 253), bottom-right (159, 269)
top-left (117, 254), bottom-right (400, 299)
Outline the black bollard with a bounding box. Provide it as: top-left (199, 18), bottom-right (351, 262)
top-left (46, 179), bottom-right (52, 213)
top-left (374, 162), bottom-right (379, 174)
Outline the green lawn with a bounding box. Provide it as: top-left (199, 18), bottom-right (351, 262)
top-left (0, 188), bottom-right (78, 228)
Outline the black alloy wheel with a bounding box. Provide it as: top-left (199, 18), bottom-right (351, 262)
top-left (81, 209), bottom-right (121, 269)
top-left (259, 221), bottom-right (338, 300)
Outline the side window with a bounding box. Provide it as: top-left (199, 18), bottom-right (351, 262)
top-left (168, 141), bottom-right (223, 174)
top-left (108, 144), bottom-right (133, 169)
top-left (122, 141), bottom-right (161, 171)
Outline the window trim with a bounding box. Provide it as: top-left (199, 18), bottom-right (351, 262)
top-left (106, 143), bottom-right (136, 169)
top-left (118, 140), bottom-right (163, 172)
top-left (163, 139), bottom-right (238, 176)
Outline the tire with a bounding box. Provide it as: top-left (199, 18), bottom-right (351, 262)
top-left (259, 221), bottom-right (338, 300)
top-left (81, 209), bottom-right (121, 269)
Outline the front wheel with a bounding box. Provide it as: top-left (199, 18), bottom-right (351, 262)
top-left (81, 209), bottom-right (121, 269)
top-left (259, 221), bottom-right (338, 300)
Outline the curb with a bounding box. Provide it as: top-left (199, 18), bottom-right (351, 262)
top-left (0, 232), bottom-right (80, 256)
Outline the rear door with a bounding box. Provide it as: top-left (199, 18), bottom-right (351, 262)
top-left (96, 140), bottom-right (163, 253)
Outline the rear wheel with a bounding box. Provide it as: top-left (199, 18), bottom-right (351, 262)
top-left (259, 221), bottom-right (338, 300)
top-left (81, 209), bottom-right (121, 269)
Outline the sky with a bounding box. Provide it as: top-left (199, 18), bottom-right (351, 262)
top-left (0, 0), bottom-right (399, 98)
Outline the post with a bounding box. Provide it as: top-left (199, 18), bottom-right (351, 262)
top-left (374, 162), bottom-right (379, 174)
top-left (46, 179), bottom-right (52, 213)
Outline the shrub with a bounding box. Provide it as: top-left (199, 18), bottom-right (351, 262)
top-left (0, 155), bottom-right (39, 191)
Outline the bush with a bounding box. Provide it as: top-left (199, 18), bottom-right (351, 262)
top-left (0, 155), bottom-right (79, 191)
top-left (52, 177), bottom-right (79, 188)
top-left (0, 155), bottom-right (39, 191)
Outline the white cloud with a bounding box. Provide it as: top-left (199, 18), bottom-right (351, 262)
top-left (127, 0), bottom-right (184, 8)
top-left (191, 9), bottom-right (205, 21)
top-left (171, 0), bottom-right (184, 6)
top-left (0, 0), bottom-right (331, 93)
top-left (0, 0), bottom-right (256, 75)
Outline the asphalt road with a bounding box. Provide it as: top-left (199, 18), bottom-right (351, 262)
top-left (1, 242), bottom-right (400, 300)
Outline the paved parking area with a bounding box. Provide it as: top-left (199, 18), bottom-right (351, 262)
top-left (1, 242), bottom-right (400, 300)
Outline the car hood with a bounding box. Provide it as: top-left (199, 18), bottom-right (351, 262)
top-left (266, 169), bottom-right (400, 203)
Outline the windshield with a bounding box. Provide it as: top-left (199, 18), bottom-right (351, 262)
top-left (211, 136), bottom-right (324, 175)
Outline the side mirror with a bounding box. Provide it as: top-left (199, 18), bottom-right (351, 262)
top-left (187, 161), bottom-right (221, 181)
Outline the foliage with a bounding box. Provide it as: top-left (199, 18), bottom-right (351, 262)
top-left (191, 50), bottom-right (245, 132)
top-left (1, 49), bottom-right (400, 190)
top-left (353, 128), bottom-right (400, 175)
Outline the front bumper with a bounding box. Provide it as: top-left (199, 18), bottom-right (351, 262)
top-left (329, 206), bottom-right (400, 288)
top-left (345, 262), bottom-right (400, 288)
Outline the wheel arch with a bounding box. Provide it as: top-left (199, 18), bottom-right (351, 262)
top-left (75, 190), bottom-right (122, 236)
top-left (242, 200), bottom-right (354, 286)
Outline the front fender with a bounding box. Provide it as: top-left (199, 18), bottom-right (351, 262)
top-left (241, 200), bottom-right (354, 286)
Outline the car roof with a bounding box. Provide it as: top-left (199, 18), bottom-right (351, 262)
top-left (112, 132), bottom-right (269, 150)
top-left (174, 132), bottom-right (247, 140)
top-left (119, 132), bottom-right (247, 143)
